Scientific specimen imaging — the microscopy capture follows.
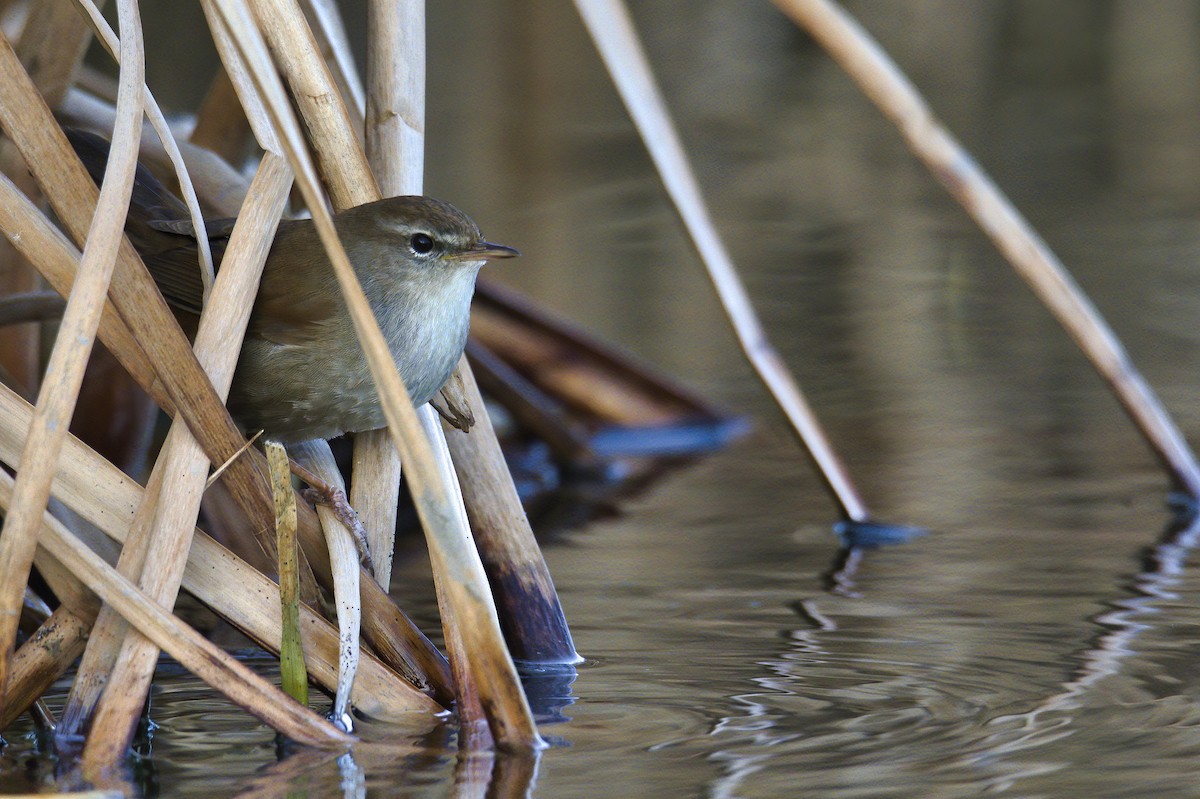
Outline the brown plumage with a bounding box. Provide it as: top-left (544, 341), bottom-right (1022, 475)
top-left (69, 130), bottom-right (518, 443)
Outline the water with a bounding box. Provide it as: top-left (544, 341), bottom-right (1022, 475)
top-left (10, 1), bottom-right (1200, 796)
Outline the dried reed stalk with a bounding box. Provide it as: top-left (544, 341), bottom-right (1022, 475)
top-left (49, 1), bottom-right (454, 705)
top-left (2, 607), bottom-right (91, 730)
top-left (54, 23), bottom-right (452, 697)
top-left (572, 0), bottom-right (871, 522)
top-left (0, 470), bottom-right (352, 749)
top-left (70, 152), bottom-right (293, 762)
top-left (772, 0), bottom-right (1200, 498)
top-left (0, 381), bottom-right (441, 724)
top-left (222, 0), bottom-right (538, 744)
top-left (0, 1), bottom-right (93, 393)
top-left (355, 0), bottom-right (417, 592)
top-left (2, 524), bottom-right (99, 731)
top-left (290, 439), bottom-right (362, 727)
top-left (371, 0), bottom-right (577, 667)
top-left (0, 0), bottom-right (144, 712)
top-left (300, 0), bottom-right (365, 132)
top-left (442, 378), bottom-right (580, 664)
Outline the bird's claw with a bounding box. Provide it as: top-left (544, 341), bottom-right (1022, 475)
top-left (301, 485), bottom-right (376, 574)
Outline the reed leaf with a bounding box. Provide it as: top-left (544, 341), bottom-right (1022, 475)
top-left (268, 440), bottom-right (309, 707)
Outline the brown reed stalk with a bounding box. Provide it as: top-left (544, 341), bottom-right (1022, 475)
top-left (71, 152), bottom-right (293, 762)
top-left (218, 0), bottom-right (539, 745)
top-left (2, 607), bottom-right (91, 730)
top-left (0, 1), bottom-right (93, 394)
top-left (0, 0), bottom-right (145, 713)
top-left (360, 0), bottom-right (421, 591)
top-left (0, 471), bottom-right (352, 749)
top-left (0, 521), bottom-right (101, 730)
top-left (365, 0), bottom-right (577, 668)
top-left (572, 0), bottom-right (871, 522)
top-left (0, 381), bottom-right (441, 725)
top-left (772, 0), bottom-right (1200, 498)
top-left (197, 0), bottom-right (455, 703)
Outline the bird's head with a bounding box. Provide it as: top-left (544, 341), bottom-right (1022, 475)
top-left (362, 195), bottom-right (520, 272)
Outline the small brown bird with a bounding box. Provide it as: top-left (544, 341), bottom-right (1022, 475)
top-left (69, 131), bottom-right (518, 444)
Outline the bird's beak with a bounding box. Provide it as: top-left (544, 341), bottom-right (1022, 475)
top-left (453, 241), bottom-right (521, 262)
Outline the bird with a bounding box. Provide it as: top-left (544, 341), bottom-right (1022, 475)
top-left (68, 130), bottom-right (519, 445)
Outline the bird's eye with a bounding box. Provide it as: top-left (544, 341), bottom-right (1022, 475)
top-left (409, 232), bottom-right (435, 255)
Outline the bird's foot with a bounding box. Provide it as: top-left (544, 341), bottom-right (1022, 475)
top-left (301, 485), bottom-right (376, 574)
top-left (431, 383), bottom-right (475, 432)
top-left (290, 459), bottom-right (376, 573)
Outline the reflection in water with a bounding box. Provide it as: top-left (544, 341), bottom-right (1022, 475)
top-left (697, 512), bottom-right (1200, 798)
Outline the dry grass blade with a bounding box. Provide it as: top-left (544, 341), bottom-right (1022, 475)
top-left (772, 0), bottom-right (1200, 499)
top-left (357, 0), bottom-right (423, 591)
top-left (1, 472), bottom-right (353, 749)
top-left (0, 381), bottom-right (443, 721)
top-left (211, 0), bottom-right (539, 745)
top-left (0, 0), bottom-right (144, 711)
top-left (572, 0), bottom-right (870, 522)
top-left (0, 0), bottom-right (95, 394)
top-left (72, 152), bottom-right (292, 761)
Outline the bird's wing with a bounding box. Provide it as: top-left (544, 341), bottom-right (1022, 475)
top-left (141, 235), bottom-right (230, 316)
top-left (248, 227), bottom-right (340, 348)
